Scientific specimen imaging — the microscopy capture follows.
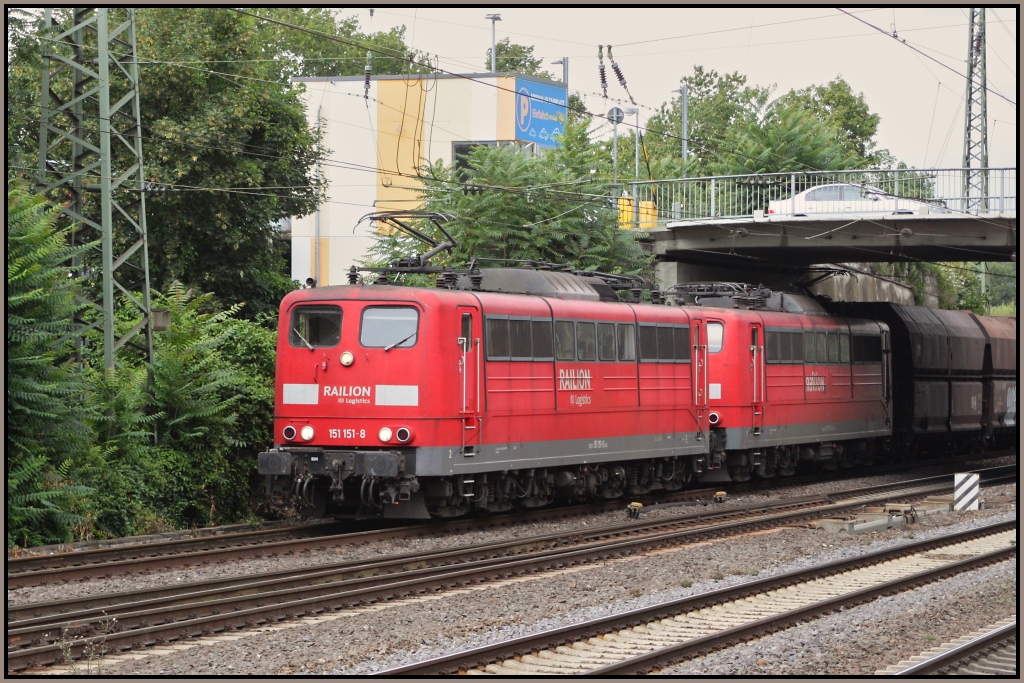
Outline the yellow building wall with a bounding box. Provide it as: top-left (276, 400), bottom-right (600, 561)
top-left (495, 76), bottom-right (517, 142)
top-left (376, 79), bottom-right (428, 214)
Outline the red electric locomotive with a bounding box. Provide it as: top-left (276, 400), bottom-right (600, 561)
top-left (258, 212), bottom-right (1015, 519)
top-left (670, 284), bottom-right (891, 482)
top-left (259, 268), bottom-right (714, 518)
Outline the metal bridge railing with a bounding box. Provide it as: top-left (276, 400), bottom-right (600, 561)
top-left (621, 168), bottom-right (1017, 229)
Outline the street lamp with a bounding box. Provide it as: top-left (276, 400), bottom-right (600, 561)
top-left (551, 57), bottom-right (568, 85)
top-left (625, 107), bottom-right (639, 179)
top-left (485, 14), bottom-right (502, 72)
top-left (673, 86), bottom-right (689, 177)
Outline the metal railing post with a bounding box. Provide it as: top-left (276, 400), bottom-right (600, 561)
top-left (790, 172), bottom-right (798, 215)
top-left (710, 178), bottom-right (716, 217)
top-left (632, 183), bottom-right (639, 230)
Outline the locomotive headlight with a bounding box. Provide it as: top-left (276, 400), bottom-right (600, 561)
top-left (340, 350), bottom-right (354, 366)
top-left (378, 427), bottom-right (393, 443)
top-left (300, 425), bottom-right (315, 441)
top-left (282, 425), bottom-right (297, 441)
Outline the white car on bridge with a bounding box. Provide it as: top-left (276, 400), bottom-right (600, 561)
top-left (767, 183), bottom-right (947, 216)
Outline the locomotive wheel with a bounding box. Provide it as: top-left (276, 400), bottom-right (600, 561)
top-left (298, 487), bottom-right (328, 518)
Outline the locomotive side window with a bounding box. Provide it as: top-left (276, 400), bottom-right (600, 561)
top-left (827, 333), bottom-right (839, 363)
top-left (289, 305), bottom-right (342, 349)
top-left (554, 321), bottom-right (576, 361)
top-left (707, 322), bottom-right (724, 353)
top-left (674, 326), bottom-right (691, 361)
top-left (576, 322), bottom-right (597, 361)
top-left (839, 333), bottom-right (851, 363)
top-left (815, 332), bottom-right (827, 363)
top-left (767, 329), bottom-right (805, 364)
top-left (597, 323), bottom-right (616, 361)
top-left (639, 324), bottom-right (658, 361)
top-left (657, 326), bottom-right (675, 361)
top-left (804, 332), bottom-right (816, 363)
top-left (617, 324), bottom-right (636, 361)
top-left (361, 306), bottom-right (418, 349)
top-left (485, 317), bottom-right (510, 359)
top-left (766, 331), bottom-right (781, 363)
top-left (532, 320), bottom-right (553, 360)
top-left (509, 318), bottom-right (532, 360)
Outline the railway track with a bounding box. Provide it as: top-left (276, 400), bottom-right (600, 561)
top-left (7, 472), bottom-right (1015, 673)
top-left (8, 461), bottom-right (1013, 590)
top-left (878, 619), bottom-right (1017, 676)
top-left (376, 521), bottom-right (1017, 675)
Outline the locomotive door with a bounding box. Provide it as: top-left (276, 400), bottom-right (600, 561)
top-left (750, 323), bottom-right (765, 435)
top-left (457, 306), bottom-right (482, 455)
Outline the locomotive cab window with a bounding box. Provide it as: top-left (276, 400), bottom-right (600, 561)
top-left (707, 322), bottom-right (724, 353)
top-left (361, 306), bottom-right (419, 349)
top-left (290, 305), bottom-right (342, 348)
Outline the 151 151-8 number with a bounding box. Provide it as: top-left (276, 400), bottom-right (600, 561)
top-left (329, 428), bottom-right (365, 439)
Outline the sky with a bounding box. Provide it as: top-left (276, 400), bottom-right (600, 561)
top-left (344, 7), bottom-right (1017, 169)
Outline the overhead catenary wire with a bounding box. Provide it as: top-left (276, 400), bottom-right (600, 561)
top-left (836, 8), bottom-right (1016, 107)
top-left (50, 8), bottom-right (918, 178)
top-left (25, 10), bottom-right (1015, 255)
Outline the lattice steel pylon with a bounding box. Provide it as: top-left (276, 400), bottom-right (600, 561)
top-left (36, 8), bottom-right (154, 369)
top-left (962, 8), bottom-right (988, 213)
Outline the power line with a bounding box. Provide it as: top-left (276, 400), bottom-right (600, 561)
top-left (836, 8), bottom-right (1016, 107)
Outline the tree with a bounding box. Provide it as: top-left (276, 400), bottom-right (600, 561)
top-left (6, 184), bottom-right (95, 547)
top-left (134, 8), bottom-right (325, 318)
top-left (370, 116), bottom-right (650, 278)
top-left (642, 66), bottom-right (772, 178)
top-left (984, 261), bottom-right (1017, 312)
top-left (777, 76), bottom-right (882, 164)
top-left (485, 38), bottom-right (553, 78)
top-left (252, 8), bottom-right (430, 80)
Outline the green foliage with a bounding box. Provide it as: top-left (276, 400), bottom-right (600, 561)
top-left (371, 116), bottom-right (650, 277)
top-left (253, 8), bottom-right (428, 79)
top-left (134, 8), bottom-right (322, 318)
top-left (708, 104), bottom-right (858, 216)
top-left (777, 76), bottom-right (881, 163)
top-left (486, 38), bottom-right (552, 78)
top-left (6, 185), bottom-right (96, 548)
top-left (7, 456), bottom-right (93, 549)
top-left (984, 262), bottom-right (1017, 309)
top-left (75, 366), bottom-right (171, 538)
top-left (147, 282), bottom-right (246, 526)
top-left (643, 66), bottom-right (772, 178)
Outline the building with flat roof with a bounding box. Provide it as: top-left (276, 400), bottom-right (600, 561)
top-left (290, 72), bottom-right (567, 287)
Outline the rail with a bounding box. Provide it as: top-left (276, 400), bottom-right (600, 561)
top-left (621, 167), bottom-right (1017, 227)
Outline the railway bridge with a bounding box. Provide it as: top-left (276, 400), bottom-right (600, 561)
top-left (620, 168), bottom-right (1016, 301)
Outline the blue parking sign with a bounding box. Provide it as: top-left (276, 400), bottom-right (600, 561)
top-left (515, 78), bottom-right (568, 148)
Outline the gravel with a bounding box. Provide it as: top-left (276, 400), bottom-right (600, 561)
top-left (16, 474), bottom-right (1016, 677)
